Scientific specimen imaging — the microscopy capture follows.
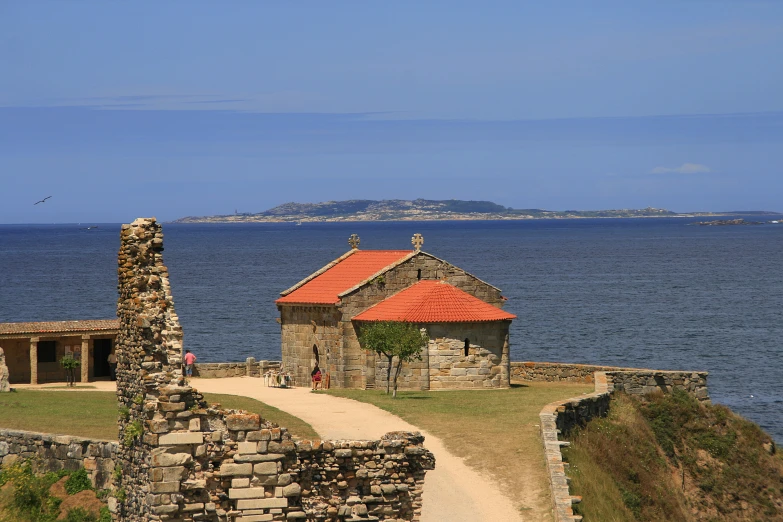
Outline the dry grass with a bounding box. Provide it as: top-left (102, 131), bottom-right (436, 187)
top-left (564, 391), bottom-right (783, 521)
top-left (201, 392), bottom-right (319, 439)
top-left (0, 390), bottom-right (318, 440)
top-left (324, 380), bottom-right (593, 517)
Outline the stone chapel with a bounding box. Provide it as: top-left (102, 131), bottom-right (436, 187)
top-left (276, 234), bottom-right (516, 390)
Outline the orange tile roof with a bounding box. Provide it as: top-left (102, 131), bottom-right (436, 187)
top-left (352, 280), bottom-right (516, 323)
top-left (277, 250), bottom-right (413, 305)
top-left (0, 319), bottom-right (120, 336)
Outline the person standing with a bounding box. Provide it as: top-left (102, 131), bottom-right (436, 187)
top-left (183, 349), bottom-right (197, 377)
top-left (107, 351), bottom-right (117, 381)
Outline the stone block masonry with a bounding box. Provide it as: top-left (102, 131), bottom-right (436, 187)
top-left (192, 359), bottom-right (280, 378)
top-left (0, 428), bottom-right (117, 490)
top-left (113, 218), bottom-right (435, 521)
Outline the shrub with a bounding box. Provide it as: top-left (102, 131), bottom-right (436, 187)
top-left (0, 460), bottom-right (62, 522)
top-left (64, 468), bottom-right (93, 495)
top-left (123, 420), bottom-right (143, 447)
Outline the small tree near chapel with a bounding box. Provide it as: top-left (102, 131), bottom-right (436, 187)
top-left (359, 321), bottom-right (429, 398)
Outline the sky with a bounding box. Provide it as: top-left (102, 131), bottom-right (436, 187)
top-left (1, 2), bottom-right (782, 223)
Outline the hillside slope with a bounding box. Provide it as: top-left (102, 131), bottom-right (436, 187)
top-left (563, 391), bottom-right (783, 521)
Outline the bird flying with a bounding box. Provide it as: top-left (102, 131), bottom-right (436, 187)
top-left (34, 196), bottom-right (52, 205)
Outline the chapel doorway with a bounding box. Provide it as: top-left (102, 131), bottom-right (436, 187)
top-left (93, 339), bottom-right (113, 378)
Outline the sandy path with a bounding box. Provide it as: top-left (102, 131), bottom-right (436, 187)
top-left (192, 377), bottom-right (523, 522)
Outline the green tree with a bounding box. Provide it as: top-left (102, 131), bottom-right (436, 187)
top-left (359, 321), bottom-right (429, 398)
top-left (60, 355), bottom-right (80, 388)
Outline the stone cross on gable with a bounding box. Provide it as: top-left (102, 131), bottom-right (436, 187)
top-left (411, 233), bottom-right (424, 252)
top-left (348, 234), bottom-right (361, 249)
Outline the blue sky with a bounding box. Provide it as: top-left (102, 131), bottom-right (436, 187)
top-left (1, 2), bottom-right (782, 223)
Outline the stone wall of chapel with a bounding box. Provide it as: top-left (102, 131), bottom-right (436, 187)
top-left (372, 339), bottom-right (430, 391)
top-left (425, 322), bottom-right (510, 389)
top-left (337, 253), bottom-right (507, 389)
top-left (279, 306), bottom-right (341, 387)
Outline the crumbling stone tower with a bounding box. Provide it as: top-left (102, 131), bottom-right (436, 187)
top-left (113, 218), bottom-right (435, 522)
top-left (115, 217), bottom-right (197, 519)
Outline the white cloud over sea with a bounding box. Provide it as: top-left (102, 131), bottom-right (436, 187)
top-left (650, 163), bottom-right (712, 174)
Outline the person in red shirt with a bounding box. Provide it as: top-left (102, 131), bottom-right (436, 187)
top-left (311, 364), bottom-right (322, 390)
top-left (183, 350), bottom-right (197, 377)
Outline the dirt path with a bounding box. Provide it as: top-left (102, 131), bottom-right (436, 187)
top-left (192, 377), bottom-right (523, 522)
top-left (17, 378), bottom-right (526, 521)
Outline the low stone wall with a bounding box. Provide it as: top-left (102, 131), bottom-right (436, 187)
top-left (512, 361), bottom-right (633, 383)
top-left (192, 359), bottom-right (281, 379)
top-left (0, 428), bottom-right (117, 490)
top-left (532, 366), bottom-right (710, 522)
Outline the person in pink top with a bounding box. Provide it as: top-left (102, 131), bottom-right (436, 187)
top-left (183, 349), bottom-right (197, 377)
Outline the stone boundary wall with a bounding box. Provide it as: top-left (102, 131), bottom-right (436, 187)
top-left (512, 361), bottom-right (641, 383)
top-left (533, 367), bottom-right (709, 522)
top-left (192, 359), bottom-right (280, 379)
top-left (0, 428), bottom-right (117, 490)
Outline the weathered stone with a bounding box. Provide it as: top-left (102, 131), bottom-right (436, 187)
top-left (282, 482), bottom-right (301, 497)
top-left (229, 487), bottom-right (267, 499)
top-left (236, 498), bottom-right (289, 510)
top-left (158, 432), bottom-right (203, 445)
top-left (219, 463), bottom-right (253, 477)
top-left (226, 414), bottom-right (261, 431)
top-left (253, 461), bottom-right (278, 475)
top-left (150, 449), bottom-right (192, 467)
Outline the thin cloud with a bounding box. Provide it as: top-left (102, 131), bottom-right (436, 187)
top-left (650, 163), bottom-right (712, 174)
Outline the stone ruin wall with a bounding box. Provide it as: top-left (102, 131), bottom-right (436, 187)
top-left (0, 429), bottom-right (117, 490)
top-left (113, 218), bottom-right (435, 521)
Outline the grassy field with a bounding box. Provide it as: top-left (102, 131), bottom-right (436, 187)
top-left (0, 390), bottom-right (318, 440)
top-left (324, 381), bottom-right (593, 515)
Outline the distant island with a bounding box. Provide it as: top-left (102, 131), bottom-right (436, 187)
top-left (171, 199), bottom-right (781, 223)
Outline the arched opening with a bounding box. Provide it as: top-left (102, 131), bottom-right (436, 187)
top-left (417, 269), bottom-right (422, 280)
top-left (312, 344), bottom-right (320, 365)
top-left (464, 338), bottom-right (470, 357)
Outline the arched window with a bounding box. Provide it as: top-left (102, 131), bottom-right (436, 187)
top-left (464, 339), bottom-right (470, 357)
top-left (313, 345), bottom-right (320, 364)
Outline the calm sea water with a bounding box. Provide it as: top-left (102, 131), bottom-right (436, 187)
top-left (1, 219), bottom-right (781, 442)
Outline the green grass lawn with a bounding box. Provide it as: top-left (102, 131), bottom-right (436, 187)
top-left (324, 381), bottom-right (593, 516)
top-left (0, 390), bottom-right (318, 440)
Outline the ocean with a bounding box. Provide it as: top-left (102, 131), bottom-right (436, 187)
top-left (1, 218), bottom-right (781, 442)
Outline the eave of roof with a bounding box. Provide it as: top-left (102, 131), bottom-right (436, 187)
top-left (352, 280), bottom-right (516, 323)
top-left (0, 319), bottom-right (120, 337)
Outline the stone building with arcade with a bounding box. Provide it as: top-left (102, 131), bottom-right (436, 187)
top-left (276, 234), bottom-right (516, 390)
top-left (0, 319), bottom-right (119, 384)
